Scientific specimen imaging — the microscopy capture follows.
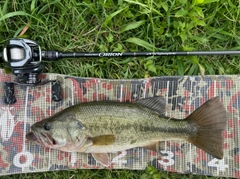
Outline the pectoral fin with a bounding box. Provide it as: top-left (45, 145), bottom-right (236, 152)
top-left (90, 135), bottom-right (116, 145)
top-left (92, 153), bottom-right (111, 167)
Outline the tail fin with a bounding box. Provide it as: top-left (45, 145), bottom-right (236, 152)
top-left (186, 97), bottom-right (227, 159)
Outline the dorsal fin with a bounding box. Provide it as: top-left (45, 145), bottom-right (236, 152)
top-left (135, 96), bottom-right (166, 115)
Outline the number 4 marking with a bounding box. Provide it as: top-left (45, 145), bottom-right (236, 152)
top-left (208, 158), bottom-right (228, 172)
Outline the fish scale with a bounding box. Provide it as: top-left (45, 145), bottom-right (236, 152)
top-left (74, 102), bottom-right (191, 142)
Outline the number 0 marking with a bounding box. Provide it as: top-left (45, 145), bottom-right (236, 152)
top-left (13, 152), bottom-right (33, 168)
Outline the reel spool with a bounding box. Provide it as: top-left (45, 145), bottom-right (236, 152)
top-left (3, 38), bottom-right (45, 85)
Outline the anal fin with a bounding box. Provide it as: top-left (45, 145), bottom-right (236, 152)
top-left (92, 153), bottom-right (111, 167)
top-left (142, 141), bottom-right (166, 157)
top-left (142, 142), bottom-right (159, 152)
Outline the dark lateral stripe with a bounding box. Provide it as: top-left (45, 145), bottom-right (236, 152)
top-left (138, 125), bottom-right (192, 134)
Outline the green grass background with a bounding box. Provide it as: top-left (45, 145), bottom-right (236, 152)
top-left (0, 0), bottom-right (239, 178)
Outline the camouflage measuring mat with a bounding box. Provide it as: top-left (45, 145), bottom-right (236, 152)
top-left (0, 68), bottom-right (239, 178)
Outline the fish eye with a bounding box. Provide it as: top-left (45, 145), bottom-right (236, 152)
top-left (43, 123), bottom-right (51, 131)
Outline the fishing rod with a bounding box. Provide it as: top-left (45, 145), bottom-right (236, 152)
top-left (1, 38), bottom-right (240, 86)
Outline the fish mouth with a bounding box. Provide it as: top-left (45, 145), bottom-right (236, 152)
top-left (26, 132), bottom-right (39, 142)
top-left (26, 131), bottom-right (57, 146)
top-left (41, 133), bottom-right (57, 146)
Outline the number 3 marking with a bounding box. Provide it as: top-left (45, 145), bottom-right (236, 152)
top-left (158, 150), bottom-right (175, 166)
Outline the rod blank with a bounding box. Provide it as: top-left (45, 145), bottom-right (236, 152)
top-left (42, 50), bottom-right (240, 60)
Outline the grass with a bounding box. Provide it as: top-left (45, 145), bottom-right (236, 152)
top-left (0, 0), bottom-right (239, 178)
top-left (0, 167), bottom-right (229, 179)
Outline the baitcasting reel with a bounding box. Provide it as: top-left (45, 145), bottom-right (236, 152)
top-left (2, 38), bottom-right (45, 85)
top-left (1, 38), bottom-right (62, 104)
top-left (2, 38), bottom-right (61, 86)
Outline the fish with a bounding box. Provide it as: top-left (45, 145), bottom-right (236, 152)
top-left (26, 96), bottom-right (227, 167)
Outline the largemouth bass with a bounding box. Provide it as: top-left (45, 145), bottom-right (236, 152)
top-left (26, 96), bottom-right (227, 167)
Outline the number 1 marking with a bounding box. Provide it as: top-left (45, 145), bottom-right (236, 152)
top-left (112, 150), bottom-right (127, 164)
